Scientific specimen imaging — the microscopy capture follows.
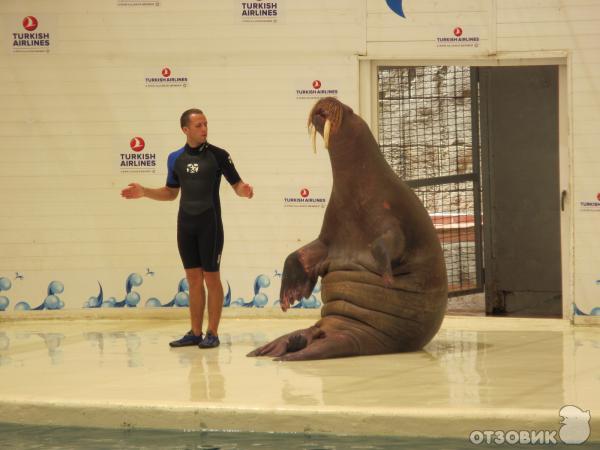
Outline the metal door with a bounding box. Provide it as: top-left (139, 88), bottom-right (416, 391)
top-left (479, 66), bottom-right (562, 317)
top-left (378, 66), bottom-right (484, 297)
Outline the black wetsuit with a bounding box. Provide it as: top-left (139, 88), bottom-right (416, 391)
top-left (166, 142), bottom-right (241, 271)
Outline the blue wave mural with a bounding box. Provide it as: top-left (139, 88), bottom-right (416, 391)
top-left (14, 280), bottom-right (65, 311)
top-left (573, 302), bottom-right (600, 316)
top-left (226, 274), bottom-right (271, 308)
top-left (145, 278), bottom-right (189, 308)
top-left (0, 277), bottom-right (11, 311)
top-left (2, 269), bottom-right (324, 311)
top-left (84, 273), bottom-right (142, 308)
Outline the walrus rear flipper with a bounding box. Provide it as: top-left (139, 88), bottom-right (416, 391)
top-left (246, 326), bottom-right (324, 358)
top-left (246, 325), bottom-right (361, 361)
top-left (274, 332), bottom-right (361, 361)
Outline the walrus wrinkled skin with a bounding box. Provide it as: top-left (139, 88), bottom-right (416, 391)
top-left (247, 97), bottom-right (448, 361)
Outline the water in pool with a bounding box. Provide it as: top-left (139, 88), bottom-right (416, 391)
top-left (1, 423), bottom-right (597, 449)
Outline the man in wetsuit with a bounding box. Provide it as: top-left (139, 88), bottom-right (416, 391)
top-left (121, 108), bottom-right (253, 348)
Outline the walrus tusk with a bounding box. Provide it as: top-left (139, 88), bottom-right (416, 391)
top-left (324, 119), bottom-right (331, 149)
top-left (310, 124), bottom-right (317, 154)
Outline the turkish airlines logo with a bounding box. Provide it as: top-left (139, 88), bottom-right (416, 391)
top-left (312, 80), bottom-right (322, 89)
top-left (129, 137), bottom-right (145, 152)
top-left (161, 67), bottom-right (171, 77)
top-left (186, 163), bottom-right (199, 174)
top-left (300, 188), bottom-right (310, 198)
top-left (454, 27), bottom-right (463, 37)
top-left (23, 16), bottom-right (38, 31)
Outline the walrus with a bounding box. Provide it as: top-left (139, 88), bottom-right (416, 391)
top-left (248, 97), bottom-right (447, 361)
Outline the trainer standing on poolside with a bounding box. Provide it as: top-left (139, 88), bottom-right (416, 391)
top-left (121, 108), bottom-right (253, 348)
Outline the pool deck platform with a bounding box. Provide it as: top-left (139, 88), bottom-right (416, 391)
top-left (0, 309), bottom-right (599, 442)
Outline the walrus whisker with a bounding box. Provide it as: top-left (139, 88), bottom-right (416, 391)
top-left (324, 119), bottom-right (331, 149)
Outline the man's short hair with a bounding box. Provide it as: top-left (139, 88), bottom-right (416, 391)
top-left (180, 108), bottom-right (204, 128)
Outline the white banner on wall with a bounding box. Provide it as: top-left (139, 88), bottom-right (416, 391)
top-left (6, 15), bottom-right (55, 54)
top-left (283, 187), bottom-right (328, 209)
top-left (144, 66), bottom-right (189, 88)
top-left (436, 26), bottom-right (481, 48)
top-left (579, 193), bottom-right (600, 211)
top-left (235, 0), bottom-right (285, 23)
top-left (117, 0), bottom-right (160, 7)
top-left (295, 79), bottom-right (340, 100)
top-left (116, 136), bottom-right (159, 174)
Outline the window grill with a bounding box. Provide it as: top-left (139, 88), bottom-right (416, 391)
top-left (377, 66), bottom-right (483, 295)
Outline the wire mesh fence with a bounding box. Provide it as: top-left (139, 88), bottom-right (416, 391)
top-left (377, 66), bottom-right (483, 295)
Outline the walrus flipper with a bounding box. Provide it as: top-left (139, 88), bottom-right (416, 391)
top-left (246, 326), bottom-right (361, 361)
top-left (280, 239), bottom-right (328, 311)
top-left (370, 227), bottom-right (405, 285)
top-left (273, 331), bottom-right (360, 361)
top-left (246, 326), bottom-right (323, 358)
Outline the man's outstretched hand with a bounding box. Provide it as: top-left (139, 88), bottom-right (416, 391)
top-left (121, 183), bottom-right (144, 199)
top-left (235, 182), bottom-right (254, 199)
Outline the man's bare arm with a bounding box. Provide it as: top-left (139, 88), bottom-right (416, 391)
top-left (121, 183), bottom-right (179, 201)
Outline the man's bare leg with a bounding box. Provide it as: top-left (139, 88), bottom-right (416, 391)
top-left (204, 271), bottom-right (223, 335)
top-left (185, 268), bottom-right (205, 336)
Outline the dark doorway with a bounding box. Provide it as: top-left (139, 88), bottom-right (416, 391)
top-left (479, 66), bottom-right (562, 317)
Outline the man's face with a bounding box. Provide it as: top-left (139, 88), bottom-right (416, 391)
top-left (183, 113), bottom-right (208, 145)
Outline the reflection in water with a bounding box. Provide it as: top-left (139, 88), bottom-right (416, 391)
top-left (567, 328), bottom-right (600, 409)
top-left (0, 332), bottom-right (9, 351)
top-left (427, 330), bottom-right (483, 405)
top-left (274, 328), bottom-right (569, 411)
top-left (40, 333), bottom-right (64, 365)
top-left (174, 334), bottom-right (232, 402)
top-left (84, 332), bottom-right (143, 368)
top-left (0, 331), bottom-right (65, 366)
top-left (0, 332), bottom-right (11, 366)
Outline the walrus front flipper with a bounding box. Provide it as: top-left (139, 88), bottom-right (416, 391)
top-left (280, 239), bottom-right (328, 311)
top-left (370, 228), bottom-right (405, 286)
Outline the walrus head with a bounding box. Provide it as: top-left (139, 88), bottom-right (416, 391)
top-left (308, 97), bottom-right (354, 153)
